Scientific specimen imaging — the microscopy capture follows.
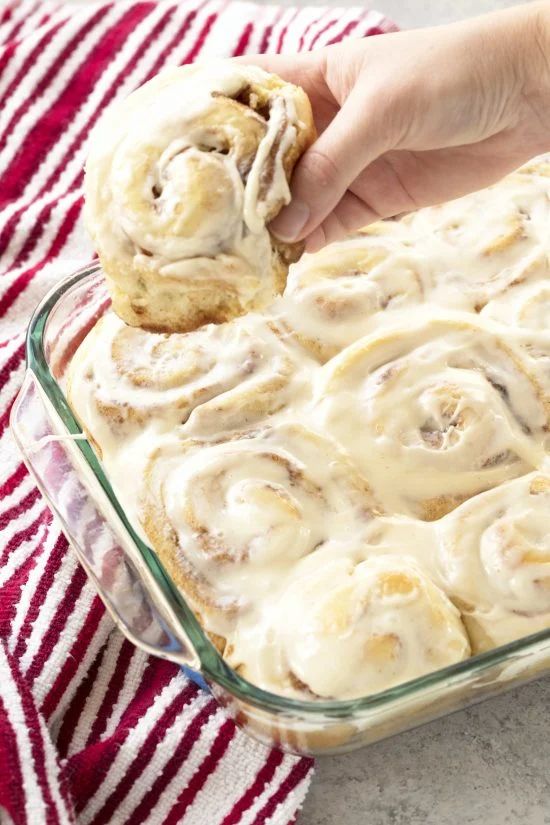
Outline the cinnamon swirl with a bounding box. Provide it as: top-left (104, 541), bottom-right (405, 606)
top-left (140, 424), bottom-right (381, 636)
top-left (277, 234), bottom-right (425, 362)
top-left (232, 547), bottom-right (470, 699)
top-left (437, 473), bottom-right (550, 652)
top-left (84, 62), bottom-right (314, 332)
top-left (67, 310), bottom-right (313, 454)
top-left (317, 313), bottom-right (549, 520)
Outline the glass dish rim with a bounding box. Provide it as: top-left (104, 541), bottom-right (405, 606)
top-left (23, 261), bottom-right (550, 719)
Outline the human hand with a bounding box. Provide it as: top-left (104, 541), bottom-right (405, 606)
top-left (243, 2), bottom-right (550, 250)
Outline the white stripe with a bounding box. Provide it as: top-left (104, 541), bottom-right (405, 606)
top-left (0, 349), bottom-right (25, 412)
top-left (140, 707), bottom-right (227, 825)
top-left (19, 548), bottom-right (80, 671)
top-left (0, 643), bottom-right (48, 824)
top-left (42, 609), bottom-right (114, 731)
top-left (0, 3), bottom-right (126, 180)
top-left (0, 471), bottom-right (35, 516)
top-left (285, 6), bottom-right (332, 53)
top-left (101, 646), bottom-right (151, 739)
top-left (8, 524), bottom-right (62, 655)
top-left (0, 0), bottom-right (182, 259)
top-left (179, 726), bottom-right (289, 825)
top-left (0, 186), bottom-right (82, 282)
top-left (104, 690), bottom-right (215, 824)
top-left (0, 520), bottom-right (49, 589)
top-left (0, 493), bottom-right (46, 557)
top-left (0, 0), bottom-right (39, 44)
top-left (265, 774), bottom-right (312, 825)
top-left (64, 628), bottom-right (124, 755)
top-left (16, 2), bottom-right (67, 46)
top-left (0, 6), bottom-right (70, 99)
top-left (230, 757), bottom-right (297, 825)
top-left (80, 673), bottom-right (186, 822)
top-left (0, 3), bottom-right (100, 136)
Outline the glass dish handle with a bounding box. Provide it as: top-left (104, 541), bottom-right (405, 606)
top-left (11, 371), bottom-right (201, 670)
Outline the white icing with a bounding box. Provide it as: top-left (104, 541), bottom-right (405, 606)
top-left (69, 154), bottom-right (550, 699)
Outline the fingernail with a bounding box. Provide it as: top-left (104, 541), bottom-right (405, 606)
top-left (270, 199), bottom-right (310, 242)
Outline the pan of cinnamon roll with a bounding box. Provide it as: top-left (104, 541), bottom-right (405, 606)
top-left (18, 65), bottom-right (550, 754)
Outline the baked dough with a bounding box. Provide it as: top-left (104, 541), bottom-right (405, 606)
top-left (84, 62), bottom-right (315, 332)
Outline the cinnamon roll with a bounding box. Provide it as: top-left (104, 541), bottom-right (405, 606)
top-left (139, 424), bottom-right (381, 636)
top-left (84, 62), bottom-right (314, 332)
top-left (66, 311), bottom-right (312, 455)
top-left (277, 235), bottom-right (425, 362)
top-left (232, 547), bottom-right (470, 699)
top-left (401, 158), bottom-right (550, 312)
top-left (317, 313), bottom-right (549, 520)
top-left (437, 473), bottom-right (550, 652)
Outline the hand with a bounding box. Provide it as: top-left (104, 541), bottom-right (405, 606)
top-left (243, 2), bottom-right (550, 250)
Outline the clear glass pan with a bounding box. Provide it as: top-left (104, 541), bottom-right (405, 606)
top-left (10, 264), bottom-right (550, 756)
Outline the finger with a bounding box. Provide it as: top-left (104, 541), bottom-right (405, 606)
top-left (270, 85), bottom-right (391, 242)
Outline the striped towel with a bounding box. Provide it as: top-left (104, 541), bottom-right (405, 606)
top-left (0, 2), bottom-right (397, 823)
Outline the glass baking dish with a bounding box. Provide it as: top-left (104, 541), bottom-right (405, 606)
top-left (10, 263), bottom-right (550, 756)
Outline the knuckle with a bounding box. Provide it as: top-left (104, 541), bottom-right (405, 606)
top-left (300, 148), bottom-right (342, 191)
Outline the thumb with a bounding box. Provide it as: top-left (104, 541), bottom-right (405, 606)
top-left (271, 87), bottom-right (389, 242)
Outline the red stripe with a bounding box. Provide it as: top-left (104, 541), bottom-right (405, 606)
top-left (0, 196), bottom-right (82, 320)
top-left (0, 506), bottom-right (49, 568)
top-left (68, 664), bottom-right (186, 812)
top-left (221, 749), bottom-right (284, 825)
top-left (0, 690), bottom-right (28, 825)
top-left (0, 387), bottom-right (21, 439)
top-left (258, 8), bottom-right (283, 53)
top-left (41, 595), bottom-right (106, 719)
top-left (124, 698), bottom-right (220, 825)
top-left (0, 486), bottom-right (40, 532)
top-left (0, 37), bottom-right (18, 83)
top-left (0, 16), bottom-right (67, 115)
top-left (162, 718), bottom-right (236, 825)
top-left (3, 643), bottom-right (68, 824)
top-left (0, 1), bottom-right (41, 47)
top-left (0, 340), bottom-right (24, 386)
top-left (309, 16), bottom-right (338, 49)
top-left (0, 461), bottom-right (28, 498)
top-left (0, 3), bottom-right (172, 273)
top-left (276, 8), bottom-right (299, 53)
top-left (89, 684), bottom-right (202, 825)
top-left (141, 2), bottom-right (207, 84)
top-left (297, 9), bottom-right (327, 51)
top-left (84, 639), bottom-right (135, 746)
top-left (56, 638), bottom-right (109, 759)
top-left (181, 11), bottom-right (218, 65)
top-left (232, 21), bottom-right (253, 56)
top-left (19, 4), bottom-right (177, 237)
top-left (249, 758), bottom-right (313, 825)
top-left (327, 12), bottom-right (365, 46)
top-left (12, 531), bottom-right (68, 661)
top-left (0, 2), bottom-right (148, 206)
top-left (26, 563), bottom-right (89, 687)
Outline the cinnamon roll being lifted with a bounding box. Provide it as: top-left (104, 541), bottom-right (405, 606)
top-left (232, 546), bottom-right (470, 699)
top-left (84, 62), bottom-right (315, 332)
top-left (437, 473), bottom-right (550, 652)
top-left (140, 424), bottom-right (381, 636)
top-left (317, 313), bottom-right (549, 520)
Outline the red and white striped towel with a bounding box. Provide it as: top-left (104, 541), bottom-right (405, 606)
top-left (0, 2), bottom-right (397, 822)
